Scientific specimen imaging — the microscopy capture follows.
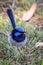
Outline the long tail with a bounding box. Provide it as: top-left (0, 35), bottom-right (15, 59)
top-left (7, 9), bottom-right (16, 29)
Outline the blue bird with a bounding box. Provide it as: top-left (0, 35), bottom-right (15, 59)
top-left (7, 9), bottom-right (27, 47)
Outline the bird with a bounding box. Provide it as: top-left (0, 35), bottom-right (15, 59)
top-left (7, 9), bottom-right (27, 47)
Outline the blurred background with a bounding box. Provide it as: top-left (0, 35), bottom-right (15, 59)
top-left (0, 0), bottom-right (43, 65)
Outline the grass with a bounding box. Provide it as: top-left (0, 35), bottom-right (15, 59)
top-left (0, 17), bottom-right (43, 65)
top-left (0, 0), bottom-right (43, 65)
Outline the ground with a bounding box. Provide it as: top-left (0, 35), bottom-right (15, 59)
top-left (0, 0), bottom-right (43, 65)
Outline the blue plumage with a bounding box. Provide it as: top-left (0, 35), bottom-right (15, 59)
top-left (7, 9), bottom-right (27, 46)
top-left (7, 9), bottom-right (16, 29)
